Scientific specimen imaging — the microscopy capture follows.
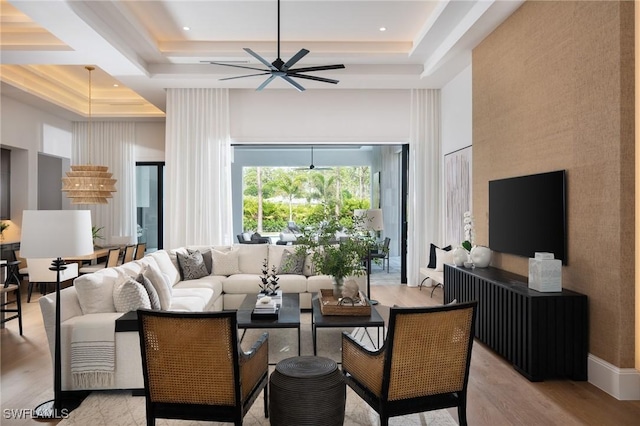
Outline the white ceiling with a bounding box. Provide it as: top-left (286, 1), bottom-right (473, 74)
top-left (0, 0), bottom-right (524, 120)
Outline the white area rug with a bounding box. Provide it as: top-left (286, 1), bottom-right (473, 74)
top-left (59, 311), bottom-right (458, 425)
top-left (59, 389), bottom-right (458, 426)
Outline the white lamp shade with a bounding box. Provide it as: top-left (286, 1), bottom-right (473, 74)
top-left (354, 208), bottom-right (384, 231)
top-left (20, 210), bottom-right (94, 258)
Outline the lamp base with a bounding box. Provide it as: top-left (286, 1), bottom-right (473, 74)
top-left (33, 395), bottom-right (85, 420)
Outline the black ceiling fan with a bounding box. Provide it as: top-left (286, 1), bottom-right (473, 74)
top-left (202, 0), bottom-right (345, 92)
top-left (295, 146), bottom-right (331, 170)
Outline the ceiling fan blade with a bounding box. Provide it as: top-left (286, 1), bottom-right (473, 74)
top-left (202, 61), bottom-right (269, 72)
top-left (288, 73), bottom-right (339, 85)
top-left (282, 49), bottom-right (310, 71)
top-left (219, 72), bottom-right (271, 81)
top-left (288, 64), bottom-right (345, 73)
top-left (244, 48), bottom-right (278, 71)
top-left (281, 75), bottom-right (305, 92)
top-left (256, 75), bottom-right (278, 91)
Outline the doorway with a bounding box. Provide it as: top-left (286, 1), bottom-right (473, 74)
top-left (136, 162), bottom-right (164, 251)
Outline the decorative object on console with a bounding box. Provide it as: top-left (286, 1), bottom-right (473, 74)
top-left (21, 210), bottom-right (94, 419)
top-left (452, 246), bottom-right (469, 267)
top-left (461, 211), bottom-right (474, 252)
top-left (528, 252), bottom-right (562, 292)
top-left (259, 259), bottom-right (280, 296)
top-left (470, 245), bottom-right (491, 268)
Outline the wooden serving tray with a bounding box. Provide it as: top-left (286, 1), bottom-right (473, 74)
top-left (318, 289), bottom-right (371, 316)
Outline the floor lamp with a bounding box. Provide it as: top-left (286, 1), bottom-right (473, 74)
top-left (20, 210), bottom-right (93, 419)
top-left (354, 209), bottom-right (384, 305)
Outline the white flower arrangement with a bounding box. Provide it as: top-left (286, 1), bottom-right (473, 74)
top-left (462, 211), bottom-right (474, 251)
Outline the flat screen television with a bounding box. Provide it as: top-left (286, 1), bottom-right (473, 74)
top-left (489, 170), bottom-right (567, 264)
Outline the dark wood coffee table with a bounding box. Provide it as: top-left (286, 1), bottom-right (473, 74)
top-left (311, 295), bottom-right (385, 356)
top-left (237, 292), bottom-right (301, 356)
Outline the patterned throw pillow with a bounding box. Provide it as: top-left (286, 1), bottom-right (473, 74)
top-left (278, 249), bottom-right (305, 274)
top-left (144, 262), bottom-right (173, 310)
top-left (211, 247), bottom-right (242, 276)
top-left (177, 249), bottom-right (209, 280)
top-left (113, 274), bottom-right (151, 313)
top-left (136, 269), bottom-right (161, 310)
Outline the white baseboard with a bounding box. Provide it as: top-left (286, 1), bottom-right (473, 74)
top-left (588, 354), bottom-right (640, 400)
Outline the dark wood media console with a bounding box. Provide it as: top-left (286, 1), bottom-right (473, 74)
top-left (444, 265), bottom-right (588, 382)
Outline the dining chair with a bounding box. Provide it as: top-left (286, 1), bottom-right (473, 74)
top-left (25, 258), bottom-right (78, 303)
top-left (1, 260), bottom-right (23, 335)
top-left (134, 243), bottom-right (146, 260)
top-left (79, 248), bottom-right (121, 274)
top-left (122, 245), bottom-right (136, 264)
top-left (137, 309), bottom-right (269, 426)
top-left (342, 301), bottom-right (477, 426)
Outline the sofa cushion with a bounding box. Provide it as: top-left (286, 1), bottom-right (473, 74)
top-left (143, 262), bottom-right (172, 310)
top-left (173, 275), bottom-right (223, 299)
top-left (235, 244), bottom-right (269, 274)
top-left (169, 288), bottom-right (213, 311)
top-left (278, 249), bottom-right (305, 275)
top-left (211, 247), bottom-right (242, 275)
top-left (222, 274), bottom-right (262, 294)
top-left (149, 250), bottom-right (181, 286)
top-left (136, 271), bottom-right (161, 310)
top-left (113, 274), bottom-right (151, 313)
top-left (177, 249), bottom-right (209, 280)
top-left (75, 272), bottom-right (117, 314)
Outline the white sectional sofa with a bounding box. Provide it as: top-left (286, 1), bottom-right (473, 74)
top-left (39, 243), bottom-right (357, 392)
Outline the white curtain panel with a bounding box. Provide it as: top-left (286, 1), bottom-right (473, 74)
top-left (165, 88), bottom-right (233, 248)
top-left (72, 122), bottom-right (137, 245)
top-left (407, 89), bottom-right (442, 286)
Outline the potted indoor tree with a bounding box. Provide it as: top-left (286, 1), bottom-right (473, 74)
top-left (294, 214), bottom-right (375, 298)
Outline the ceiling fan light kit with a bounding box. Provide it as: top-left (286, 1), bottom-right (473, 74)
top-left (204, 0), bottom-right (345, 91)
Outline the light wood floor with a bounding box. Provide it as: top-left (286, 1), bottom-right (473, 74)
top-left (2, 279), bottom-right (640, 425)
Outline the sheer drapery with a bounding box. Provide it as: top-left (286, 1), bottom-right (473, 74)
top-left (165, 88), bottom-right (233, 248)
top-left (407, 89), bottom-right (441, 286)
top-left (72, 122), bottom-right (137, 245)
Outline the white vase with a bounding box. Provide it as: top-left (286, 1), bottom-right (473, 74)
top-left (470, 245), bottom-right (492, 268)
top-left (452, 247), bottom-right (469, 267)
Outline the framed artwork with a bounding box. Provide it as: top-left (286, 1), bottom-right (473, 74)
top-left (444, 146), bottom-right (472, 246)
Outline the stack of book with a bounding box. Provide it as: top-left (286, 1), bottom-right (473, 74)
top-left (252, 293), bottom-right (281, 319)
top-left (257, 290), bottom-right (282, 307)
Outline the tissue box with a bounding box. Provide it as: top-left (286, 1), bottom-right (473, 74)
top-left (528, 258), bottom-right (562, 292)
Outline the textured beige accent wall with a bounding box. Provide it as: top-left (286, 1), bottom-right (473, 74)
top-left (473, 1), bottom-right (634, 367)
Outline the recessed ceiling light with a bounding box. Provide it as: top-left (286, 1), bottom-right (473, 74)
top-left (183, 26), bottom-right (191, 31)
top-left (379, 27), bottom-right (387, 32)
top-left (113, 84), bottom-right (119, 87)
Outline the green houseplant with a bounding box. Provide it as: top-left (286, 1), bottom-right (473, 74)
top-left (294, 214), bottom-right (375, 298)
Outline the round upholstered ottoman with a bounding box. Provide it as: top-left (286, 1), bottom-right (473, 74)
top-left (269, 356), bottom-right (345, 426)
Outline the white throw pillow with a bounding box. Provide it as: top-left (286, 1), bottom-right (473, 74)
top-left (435, 247), bottom-right (454, 272)
top-left (113, 273), bottom-right (151, 313)
top-left (144, 262), bottom-right (173, 310)
top-left (211, 247), bottom-right (241, 276)
top-left (75, 273), bottom-right (117, 314)
top-left (242, 232), bottom-right (252, 242)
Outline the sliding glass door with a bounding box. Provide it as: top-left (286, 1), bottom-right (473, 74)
top-left (136, 162), bottom-right (164, 251)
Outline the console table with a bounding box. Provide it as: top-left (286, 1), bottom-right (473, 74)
top-left (444, 264), bottom-right (588, 382)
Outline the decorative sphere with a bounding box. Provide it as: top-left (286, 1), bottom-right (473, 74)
top-left (452, 247), bottom-right (469, 267)
top-left (470, 246), bottom-right (492, 268)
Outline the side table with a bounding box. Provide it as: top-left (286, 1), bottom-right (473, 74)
top-left (269, 356), bottom-right (345, 426)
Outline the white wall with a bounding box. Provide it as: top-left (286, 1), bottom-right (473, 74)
top-left (230, 89), bottom-right (411, 143)
top-left (441, 65), bottom-right (472, 155)
top-left (135, 122), bottom-right (165, 162)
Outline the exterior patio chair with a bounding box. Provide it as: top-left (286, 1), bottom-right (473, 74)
top-left (137, 309), bottom-right (269, 426)
top-left (342, 301), bottom-right (477, 426)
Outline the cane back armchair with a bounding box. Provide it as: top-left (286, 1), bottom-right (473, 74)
top-left (137, 309), bottom-right (269, 426)
top-left (341, 301), bottom-right (477, 426)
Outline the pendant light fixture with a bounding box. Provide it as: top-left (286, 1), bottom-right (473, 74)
top-left (62, 66), bottom-right (117, 204)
